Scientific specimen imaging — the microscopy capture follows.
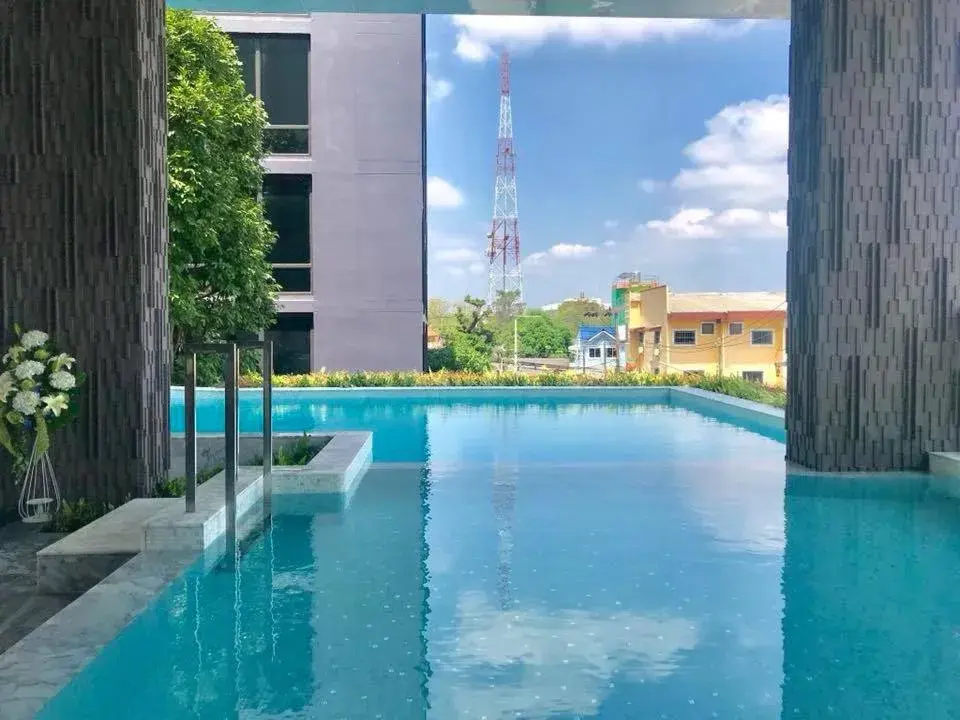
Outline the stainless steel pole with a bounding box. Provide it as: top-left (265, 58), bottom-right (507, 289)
top-left (185, 352), bottom-right (197, 513)
top-left (262, 340), bottom-right (273, 517)
top-left (224, 343), bottom-right (239, 562)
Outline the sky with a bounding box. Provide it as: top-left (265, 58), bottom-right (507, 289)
top-left (425, 15), bottom-right (790, 307)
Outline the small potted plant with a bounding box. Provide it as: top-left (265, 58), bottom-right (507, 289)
top-left (0, 326), bottom-right (85, 524)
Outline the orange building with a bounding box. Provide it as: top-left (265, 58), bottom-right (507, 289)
top-left (623, 285), bottom-right (787, 386)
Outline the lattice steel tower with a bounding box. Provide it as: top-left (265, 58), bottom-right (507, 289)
top-left (486, 51), bottom-right (523, 306)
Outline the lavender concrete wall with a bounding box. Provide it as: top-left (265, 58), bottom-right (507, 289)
top-left (787, 0), bottom-right (960, 471)
top-left (309, 13), bottom-right (426, 371)
top-left (0, 0), bottom-right (169, 506)
top-left (211, 12), bottom-right (427, 372)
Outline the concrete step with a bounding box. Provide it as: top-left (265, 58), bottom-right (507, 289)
top-left (36, 498), bottom-right (180, 594)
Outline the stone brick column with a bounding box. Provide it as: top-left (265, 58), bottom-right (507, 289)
top-left (787, 0), bottom-right (960, 471)
top-left (0, 0), bottom-right (169, 504)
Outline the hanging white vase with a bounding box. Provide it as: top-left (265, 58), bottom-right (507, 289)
top-left (18, 438), bottom-right (61, 524)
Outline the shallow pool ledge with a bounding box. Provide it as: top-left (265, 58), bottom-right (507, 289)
top-left (928, 452), bottom-right (960, 499)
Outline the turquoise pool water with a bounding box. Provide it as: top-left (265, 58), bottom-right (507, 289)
top-left (39, 391), bottom-right (960, 718)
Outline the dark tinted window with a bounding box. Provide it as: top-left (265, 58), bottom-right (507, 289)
top-left (269, 313), bottom-right (312, 374)
top-left (259, 36), bottom-right (309, 126)
top-left (263, 175), bottom-right (310, 265)
top-left (272, 267), bottom-right (311, 293)
top-left (231, 35), bottom-right (256, 97)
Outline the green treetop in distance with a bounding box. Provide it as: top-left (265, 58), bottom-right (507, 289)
top-left (166, 9), bottom-right (279, 352)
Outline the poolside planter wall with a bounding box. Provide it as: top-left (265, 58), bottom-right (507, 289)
top-left (168, 431), bottom-right (332, 478)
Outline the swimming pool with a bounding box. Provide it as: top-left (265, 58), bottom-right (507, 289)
top-left (36, 390), bottom-right (960, 718)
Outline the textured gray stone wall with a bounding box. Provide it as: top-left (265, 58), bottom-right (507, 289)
top-left (787, 0), bottom-right (960, 471)
top-left (0, 0), bottom-right (169, 508)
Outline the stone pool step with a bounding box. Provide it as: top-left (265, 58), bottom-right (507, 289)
top-left (142, 466), bottom-right (264, 553)
top-left (35, 431), bottom-right (374, 592)
top-left (36, 498), bottom-right (181, 594)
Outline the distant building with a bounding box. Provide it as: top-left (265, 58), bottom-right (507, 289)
top-left (619, 283), bottom-right (787, 386)
top-left (426, 326), bottom-right (444, 350)
top-left (571, 325), bottom-right (620, 372)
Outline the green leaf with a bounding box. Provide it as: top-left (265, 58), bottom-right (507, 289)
top-left (33, 413), bottom-right (49, 457)
top-left (0, 419), bottom-right (17, 459)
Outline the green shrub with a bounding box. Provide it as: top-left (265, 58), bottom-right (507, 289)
top-left (238, 369), bottom-right (786, 408)
top-left (48, 499), bottom-right (111, 534)
top-left (250, 432), bottom-right (325, 466)
top-left (155, 462), bottom-right (224, 499)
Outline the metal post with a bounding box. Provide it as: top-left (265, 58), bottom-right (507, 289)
top-left (262, 340), bottom-right (273, 516)
top-left (185, 352), bottom-right (197, 513)
top-left (513, 317), bottom-right (519, 373)
top-left (224, 343), bottom-right (239, 562)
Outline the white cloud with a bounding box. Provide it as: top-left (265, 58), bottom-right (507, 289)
top-left (451, 15), bottom-right (756, 62)
top-left (430, 590), bottom-right (699, 719)
top-left (638, 179), bottom-right (663, 194)
top-left (524, 243), bottom-right (598, 268)
top-left (646, 95), bottom-right (789, 241)
top-left (646, 207), bottom-right (786, 239)
top-left (603, 219), bottom-right (619, 229)
top-left (467, 261), bottom-right (486, 275)
top-left (427, 176), bottom-right (465, 209)
top-left (550, 243), bottom-right (596, 258)
top-left (603, 239), bottom-right (617, 247)
top-left (670, 95), bottom-right (788, 207)
top-left (426, 73), bottom-right (453, 104)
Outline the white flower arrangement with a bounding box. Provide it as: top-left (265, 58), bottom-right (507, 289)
top-left (0, 325), bottom-right (85, 484)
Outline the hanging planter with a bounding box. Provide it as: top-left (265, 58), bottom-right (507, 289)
top-left (0, 325), bottom-right (85, 525)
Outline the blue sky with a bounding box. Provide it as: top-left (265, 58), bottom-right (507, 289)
top-left (425, 15), bottom-right (790, 306)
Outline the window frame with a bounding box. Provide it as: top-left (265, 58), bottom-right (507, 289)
top-left (673, 329), bottom-right (696, 346)
top-left (588, 347), bottom-right (602, 359)
top-left (750, 329), bottom-right (775, 346)
top-left (728, 322), bottom-right (744, 336)
top-left (233, 33), bottom-right (310, 155)
top-left (700, 321), bottom-right (716, 335)
top-left (605, 346), bottom-right (617, 358)
top-left (261, 174), bottom-right (312, 293)
top-left (742, 370), bottom-right (764, 383)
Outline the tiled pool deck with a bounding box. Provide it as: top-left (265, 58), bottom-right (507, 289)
top-left (1, 385), bottom-right (952, 719)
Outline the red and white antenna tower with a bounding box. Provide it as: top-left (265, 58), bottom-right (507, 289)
top-left (486, 51), bottom-right (523, 307)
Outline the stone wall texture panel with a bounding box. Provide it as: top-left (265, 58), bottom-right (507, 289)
top-left (0, 0), bottom-right (169, 509)
top-left (788, 0), bottom-right (960, 471)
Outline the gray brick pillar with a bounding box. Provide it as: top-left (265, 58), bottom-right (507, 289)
top-left (787, 0), bottom-right (960, 471)
top-left (0, 0), bottom-right (169, 505)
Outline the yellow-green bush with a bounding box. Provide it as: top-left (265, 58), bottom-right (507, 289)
top-left (239, 370), bottom-right (786, 408)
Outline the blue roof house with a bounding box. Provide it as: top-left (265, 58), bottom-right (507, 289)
top-left (572, 325), bottom-right (620, 372)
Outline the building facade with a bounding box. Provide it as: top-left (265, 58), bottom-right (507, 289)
top-left (623, 284), bottom-right (787, 387)
top-left (210, 13), bottom-right (427, 373)
top-left (571, 325), bottom-right (619, 373)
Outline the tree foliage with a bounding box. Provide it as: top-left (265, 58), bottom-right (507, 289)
top-left (553, 298), bottom-right (613, 334)
top-left (428, 294), bottom-right (573, 370)
top-left (166, 9), bottom-right (279, 353)
top-left (515, 314), bottom-right (572, 358)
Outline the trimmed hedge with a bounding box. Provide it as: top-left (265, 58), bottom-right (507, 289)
top-left (239, 370), bottom-right (786, 409)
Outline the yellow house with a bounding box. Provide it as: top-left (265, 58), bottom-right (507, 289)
top-left (624, 285), bottom-right (787, 386)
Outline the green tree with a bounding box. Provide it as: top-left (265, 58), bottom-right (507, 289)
top-left (491, 290), bottom-right (524, 321)
top-left (517, 314), bottom-right (573, 358)
top-left (427, 297), bottom-right (458, 337)
top-left (553, 298), bottom-right (613, 334)
top-left (427, 295), bottom-right (496, 371)
top-left (166, 10), bottom-right (279, 357)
